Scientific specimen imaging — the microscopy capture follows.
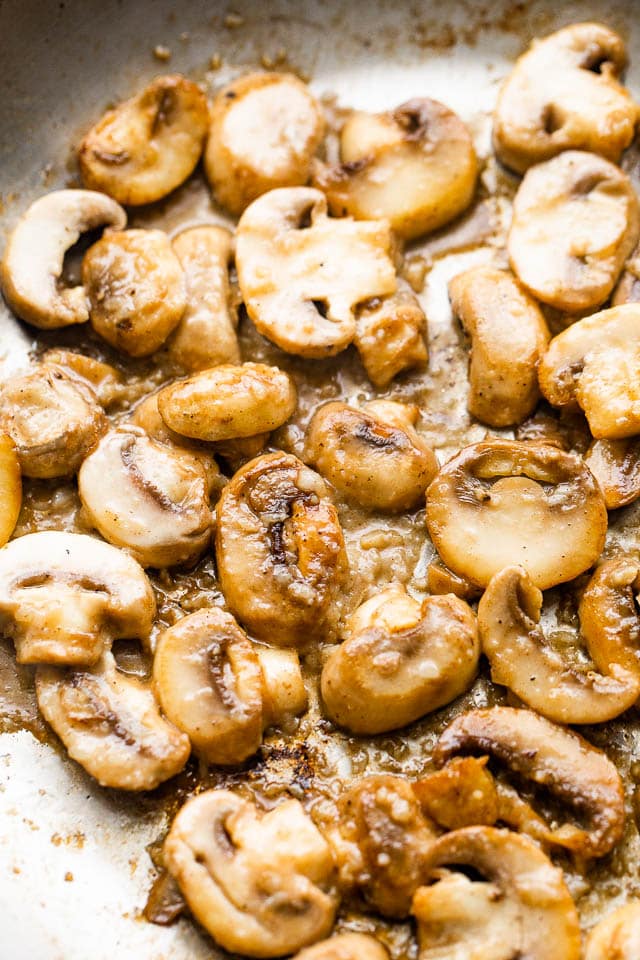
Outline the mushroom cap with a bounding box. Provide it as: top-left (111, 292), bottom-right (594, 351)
top-left (78, 427), bottom-right (212, 569)
top-left (0, 530), bottom-right (156, 666)
top-left (478, 565), bottom-right (640, 724)
top-left (293, 934), bottom-right (389, 960)
top-left (579, 556), bottom-right (640, 682)
top-left (539, 304), bottom-right (640, 439)
top-left (204, 72), bottom-right (325, 216)
top-left (255, 646), bottom-right (308, 726)
top-left (41, 349), bottom-right (124, 410)
top-left (235, 187), bottom-right (396, 359)
top-left (448, 266), bottom-right (550, 427)
top-left (0, 433), bottom-right (21, 548)
top-left (321, 584), bottom-right (479, 734)
top-left (314, 98), bottom-right (478, 240)
top-left (412, 826), bottom-right (581, 960)
top-left (164, 789), bottom-right (337, 958)
top-left (36, 652), bottom-right (190, 790)
top-left (215, 451), bottom-right (348, 647)
top-left (83, 228), bottom-right (187, 358)
top-left (354, 283), bottom-right (428, 387)
top-left (0, 189), bottom-right (126, 329)
top-left (425, 439), bottom-right (607, 589)
top-left (0, 364), bottom-right (107, 479)
top-left (493, 23), bottom-right (638, 173)
top-left (508, 151), bottom-right (639, 313)
top-left (413, 756), bottom-right (499, 831)
top-left (79, 74), bottom-right (209, 205)
top-left (157, 362), bottom-right (297, 442)
top-left (585, 437), bottom-right (640, 509)
top-left (435, 706), bottom-right (626, 859)
top-left (585, 902), bottom-right (640, 960)
top-left (153, 608), bottom-right (264, 765)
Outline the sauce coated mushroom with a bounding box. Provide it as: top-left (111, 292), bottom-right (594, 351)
top-left (321, 584), bottom-right (479, 734)
top-left (235, 187), bottom-right (396, 358)
top-left (354, 283), bottom-right (428, 387)
top-left (585, 437), bottom-right (640, 509)
top-left (0, 433), bottom-right (21, 547)
top-left (215, 452), bottom-right (348, 646)
top-left (293, 933), bottom-right (389, 960)
top-left (425, 439), bottom-right (607, 589)
top-left (579, 556), bottom-right (640, 682)
top-left (164, 789), bottom-right (337, 957)
top-left (584, 902), bottom-right (640, 960)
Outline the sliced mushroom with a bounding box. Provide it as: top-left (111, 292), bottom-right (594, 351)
top-left (235, 187), bottom-right (396, 359)
top-left (413, 757), bottom-right (499, 831)
top-left (204, 72), bottom-right (325, 216)
top-left (0, 530), bottom-right (155, 665)
top-left (538, 304), bottom-right (640, 440)
top-left (215, 452), bottom-right (348, 646)
top-left (293, 934), bottom-right (389, 960)
top-left (425, 439), bottom-right (607, 589)
top-left (585, 437), bottom-right (640, 508)
top-left (612, 244), bottom-right (640, 305)
top-left (36, 652), bottom-right (190, 790)
top-left (426, 562), bottom-right (482, 601)
top-left (508, 151), bottom-right (639, 313)
top-left (314, 98), bottom-right (478, 240)
top-left (168, 226), bottom-right (240, 371)
top-left (412, 826), bottom-right (581, 960)
top-left (328, 775), bottom-right (437, 918)
top-left (354, 284), bottom-right (428, 387)
top-left (0, 189), bottom-right (126, 329)
top-left (478, 565), bottom-right (639, 724)
top-left (153, 608), bottom-right (306, 765)
top-left (157, 363), bottom-right (297, 442)
top-left (448, 266), bottom-right (550, 427)
top-left (78, 427), bottom-right (212, 568)
top-left (0, 364), bottom-right (107, 479)
top-left (164, 789), bottom-right (337, 957)
top-left (0, 433), bottom-right (21, 547)
top-left (579, 556), bottom-right (640, 682)
top-left (83, 228), bottom-right (187, 357)
top-left (255, 645), bottom-right (308, 725)
top-left (305, 401), bottom-right (437, 512)
top-left (41, 350), bottom-right (123, 409)
top-left (493, 23), bottom-right (638, 174)
top-left (321, 584), bottom-right (479, 735)
top-left (435, 706), bottom-right (626, 858)
top-left (79, 74), bottom-right (209, 205)
top-left (585, 902), bottom-right (640, 960)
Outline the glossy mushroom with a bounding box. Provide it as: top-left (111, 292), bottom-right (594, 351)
top-left (293, 934), bottom-right (389, 960)
top-left (585, 437), bottom-right (640, 509)
top-left (585, 902), bottom-right (640, 960)
top-left (0, 433), bottom-right (21, 547)
top-left (354, 283), bottom-right (428, 387)
top-left (579, 556), bottom-right (640, 682)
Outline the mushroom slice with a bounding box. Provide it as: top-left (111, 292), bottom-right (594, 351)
top-left (157, 362), bottom-right (297, 442)
top-left (435, 706), bottom-right (626, 858)
top-left (153, 608), bottom-right (306, 765)
top-left (78, 427), bottom-right (212, 569)
top-left (235, 187), bottom-right (396, 359)
top-left (585, 902), bottom-right (640, 960)
top-left (585, 437), bottom-right (640, 509)
top-left (168, 226), bottom-right (240, 371)
top-left (0, 364), bottom-right (107, 479)
top-left (579, 556), bottom-right (640, 682)
top-left (508, 151), bottom-right (639, 313)
top-left (41, 350), bottom-right (123, 409)
top-left (448, 266), bottom-right (550, 427)
top-left (314, 98), bottom-right (478, 240)
top-left (255, 646), bottom-right (308, 725)
top-left (411, 826), bottom-right (581, 960)
top-left (478, 565), bottom-right (639, 724)
top-left (426, 562), bottom-right (482, 601)
top-left (413, 757), bottom-right (499, 831)
top-left (83, 228), bottom-right (187, 358)
top-left (164, 789), bottom-right (337, 958)
top-left (79, 75), bottom-right (209, 205)
top-left (612, 244), bottom-right (640, 305)
top-left (215, 452), bottom-right (348, 647)
top-left (425, 439), bottom-right (607, 590)
top-left (0, 531), bottom-right (155, 666)
top-left (36, 652), bottom-right (190, 790)
top-left (354, 284), bottom-right (428, 387)
top-left (0, 189), bottom-right (126, 329)
top-left (327, 775), bottom-right (437, 918)
top-left (539, 304), bottom-right (640, 440)
top-left (0, 433), bottom-right (21, 547)
top-left (293, 934), bottom-right (389, 960)
top-left (305, 401), bottom-right (437, 512)
top-left (204, 72), bottom-right (325, 216)
top-left (493, 23), bottom-right (638, 174)
top-left (321, 584), bottom-right (479, 735)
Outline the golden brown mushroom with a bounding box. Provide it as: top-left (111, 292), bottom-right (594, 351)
top-left (164, 789), bottom-right (337, 957)
top-left (579, 556), bottom-right (640, 682)
top-left (0, 433), bottom-right (21, 547)
top-left (425, 439), bottom-right (607, 589)
top-left (41, 350), bottom-right (124, 409)
top-left (314, 98), bottom-right (478, 240)
top-left (321, 584), bottom-right (479, 734)
top-left (412, 757), bottom-right (499, 831)
top-left (585, 437), bottom-right (640, 509)
top-left (585, 902), bottom-right (640, 960)
top-left (293, 933), bottom-right (389, 960)
top-left (508, 151), bottom-right (639, 314)
top-left (354, 283), bottom-right (428, 387)
top-left (448, 265), bottom-right (550, 427)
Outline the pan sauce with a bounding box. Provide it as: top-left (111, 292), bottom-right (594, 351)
top-left (3, 51), bottom-right (640, 960)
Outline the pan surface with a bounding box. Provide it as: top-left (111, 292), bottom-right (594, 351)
top-left (2, 1), bottom-right (640, 958)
